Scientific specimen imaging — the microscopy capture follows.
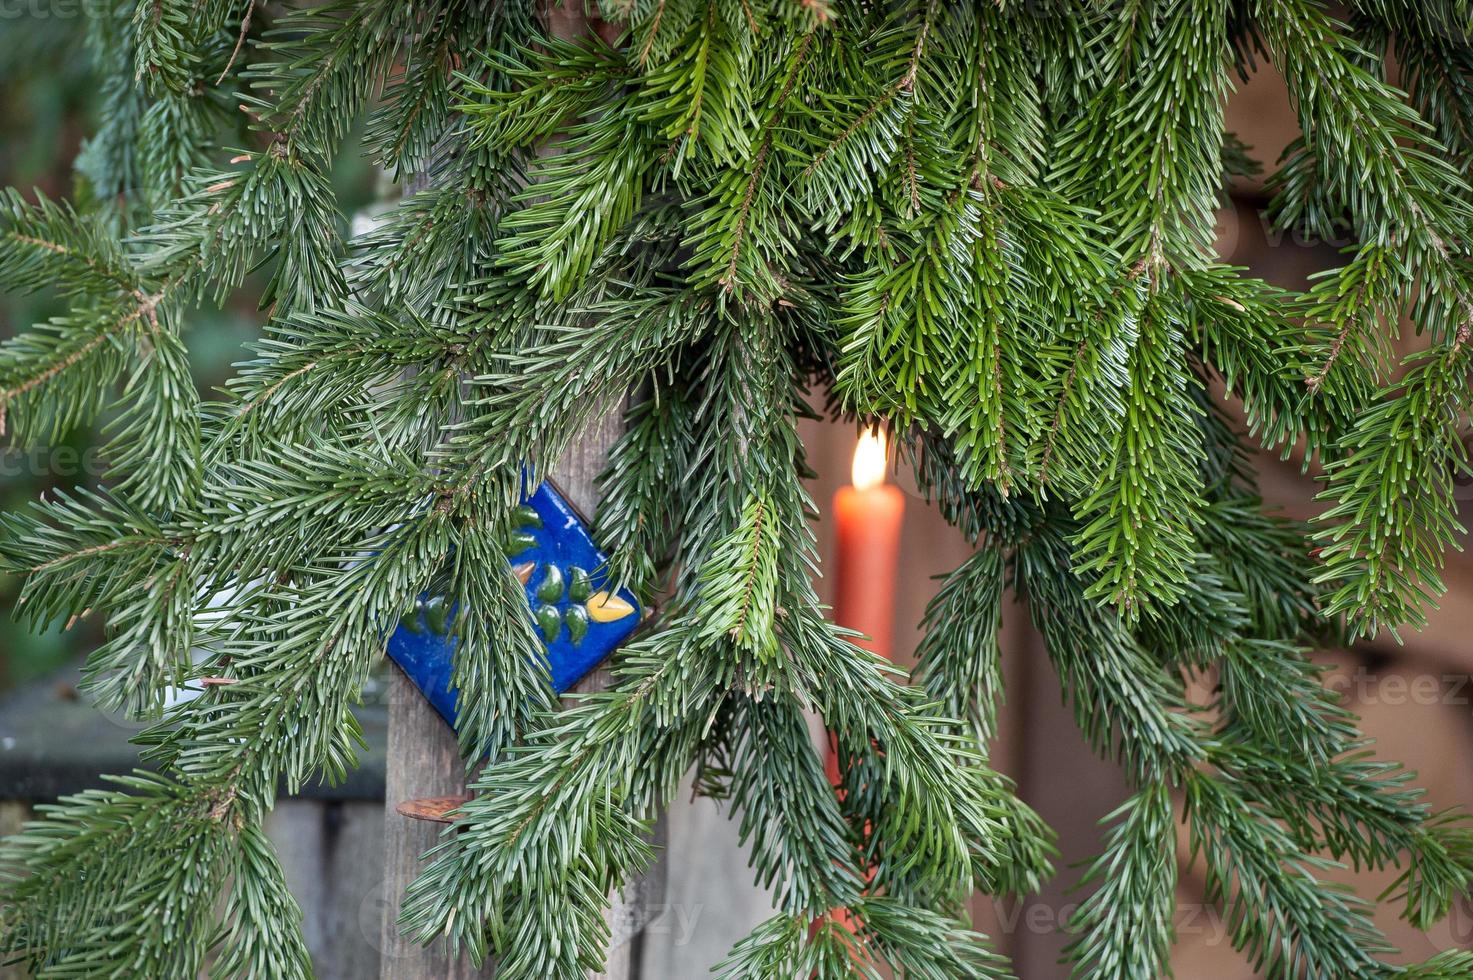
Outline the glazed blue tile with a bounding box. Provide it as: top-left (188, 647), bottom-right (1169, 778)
top-left (386, 481), bottom-right (641, 731)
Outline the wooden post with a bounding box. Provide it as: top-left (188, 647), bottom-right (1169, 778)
top-left (379, 672), bottom-right (485, 977)
top-left (379, 12), bottom-right (651, 975)
top-left (378, 404), bottom-right (652, 978)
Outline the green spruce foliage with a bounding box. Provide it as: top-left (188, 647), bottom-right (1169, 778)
top-left (2, 1), bottom-right (1473, 977)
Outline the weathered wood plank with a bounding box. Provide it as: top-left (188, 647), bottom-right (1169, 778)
top-left (379, 671), bottom-right (491, 978)
top-left (268, 800), bottom-right (384, 980)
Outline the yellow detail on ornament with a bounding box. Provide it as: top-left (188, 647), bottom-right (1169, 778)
top-left (585, 591), bottom-right (636, 623)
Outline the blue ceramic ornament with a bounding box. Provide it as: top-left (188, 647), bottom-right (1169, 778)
top-left (387, 482), bottom-right (641, 730)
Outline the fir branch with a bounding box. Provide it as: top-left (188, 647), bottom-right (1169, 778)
top-left (1194, 496), bottom-right (1323, 643)
top-left (1399, 951), bottom-right (1473, 980)
top-left (444, 519), bottom-right (557, 762)
top-left (1316, 350), bottom-right (1470, 638)
top-left (1016, 527), bottom-right (1204, 776)
top-left (1053, 0), bottom-right (1232, 270)
top-left (684, 28), bottom-right (812, 301)
top-left (912, 546), bottom-right (1006, 746)
top-left (1215, 640), bottom-right (1357, 763)
top-left (0, 772), bottom-right (308, 978)
top-left (696, 492), bottom-right (782, 657)
top-left (1070, 287), bottom-right (1206, 620)
top-left (458, 34), bottom-right (629, 153)
top-left (1063, 784), bottom-right (1177, 980)
top-left (795, 611), bottom-right (1015, 903)
top-left (0, 189), bottom-right (140, 298)
top-left (724, 693), bottom-right (863, 914)
top-left (1184, 771), bottom-right (1391, 978)
top-left (0, 295), bottom-right (162, 449)
top-left (103, 326), bottom-right (202, 510)
top-left (635, 0), bottom-right (755, 172)
top-left (0, 489), bottom-right (189, 717)
top-left (594, 385), bottom-right (696, 598)
top-left (1186, 265), bottom-right (1359, 463)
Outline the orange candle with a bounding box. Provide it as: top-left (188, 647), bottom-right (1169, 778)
top-left (827, 429), bottom-right (904, 789)
top-left (832, 428), bottom-right (905, 656)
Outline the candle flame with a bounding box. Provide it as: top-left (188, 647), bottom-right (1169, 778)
top-left (851, 428), bottom-right (888, 491)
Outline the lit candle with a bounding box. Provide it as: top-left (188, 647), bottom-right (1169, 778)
top-left (823, 428), bottom-right (905, 940)
top-left (827, 428), bottom-right (904, 787)
top-left (832, 428), bottom-right (905, 656)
